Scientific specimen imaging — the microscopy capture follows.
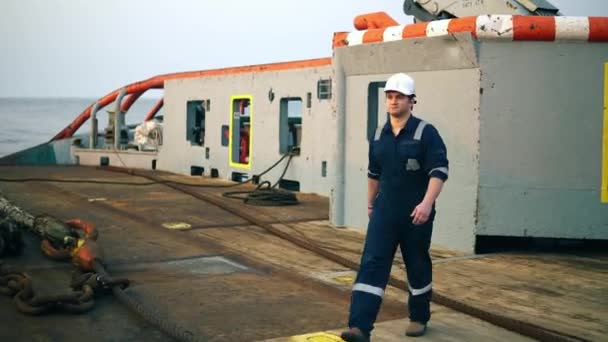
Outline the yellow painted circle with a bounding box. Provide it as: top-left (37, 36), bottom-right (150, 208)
top-left (161, 222), bottom-right (192, 230)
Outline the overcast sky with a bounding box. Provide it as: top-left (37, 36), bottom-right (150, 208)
top-left (1, 0), bottom-right (606, 98)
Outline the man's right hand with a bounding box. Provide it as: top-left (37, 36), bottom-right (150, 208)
top-left (368, 207), bottom-right (373, 218)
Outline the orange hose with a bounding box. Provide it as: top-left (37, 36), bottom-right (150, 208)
top-left (144, 98), bottom-right (164, 121)
top-left (121, 91), bottom-right (145, 112)
top-left (51, 57), bottom-right (331, 141)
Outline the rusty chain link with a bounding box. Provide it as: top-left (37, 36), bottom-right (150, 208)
top-left (0, 261), bottom-right (97, 315)
top-left (1, 195), bottom-right (202, 342)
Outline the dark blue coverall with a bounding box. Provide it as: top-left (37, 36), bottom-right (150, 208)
top-left (348, 115), bottom-right (449, 338)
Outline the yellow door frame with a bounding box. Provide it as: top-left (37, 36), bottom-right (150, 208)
top-left (602, 63), bottom-right (608, 203)
top-left (229, 95), bottom-right (253, 169)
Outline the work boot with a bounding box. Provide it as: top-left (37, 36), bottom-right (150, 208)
top-left (405, 321), bottom-right (427, 337)
top-left (340, 327), bottom-right (369, 342)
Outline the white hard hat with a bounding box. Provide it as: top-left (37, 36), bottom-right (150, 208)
top-left (384, 73), bottom-right (415, 96)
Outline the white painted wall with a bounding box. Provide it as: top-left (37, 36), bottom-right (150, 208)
top-left (158, 65), bottom-right (335, 196)
top-left (74, 148), bottom-right (158, 169)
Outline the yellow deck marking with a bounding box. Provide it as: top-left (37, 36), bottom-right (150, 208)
top-left (288, 332), bottom-right (345, 341)
top-left (332, 275), bottom-right (354, 284)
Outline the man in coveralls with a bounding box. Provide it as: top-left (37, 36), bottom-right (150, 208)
top-left (341, 73), bottom-right (449, 341)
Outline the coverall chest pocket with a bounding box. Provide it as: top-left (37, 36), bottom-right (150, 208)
top-left (398, 141), bottom-right (423, 172)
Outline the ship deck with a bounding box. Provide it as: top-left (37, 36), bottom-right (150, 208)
top-left (0, 165), bottom-right (605, 341)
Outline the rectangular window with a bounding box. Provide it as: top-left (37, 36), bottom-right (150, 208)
top-left (221, 125), bottom-right (229, 147)
top-left (317, 79), bottom-right (332, 100)
top-left (367, 82), bottom-right (387, 141)
top-left (186, 100), bottom-right (205, 146)
top-left (279, 98), bottom-right (302, 154)
top-left (229, 95), bottom-right (253, 168)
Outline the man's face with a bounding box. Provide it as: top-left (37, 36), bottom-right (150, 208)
top-left (386, 91), bottom-right (413, 117)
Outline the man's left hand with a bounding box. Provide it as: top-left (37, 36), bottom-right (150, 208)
top-left (411, 202), bottom-right (432, 225)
